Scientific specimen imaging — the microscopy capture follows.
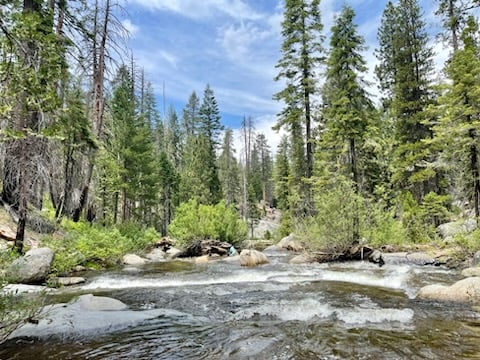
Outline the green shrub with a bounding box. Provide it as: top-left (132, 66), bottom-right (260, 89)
top-left (168, 199), bottom-right (247, 248)
top-left (43, 220), bottom-right (159, 274)
top-left (399, 191), bottom-right (445, 243)
top-left (453, 229), bottom-right (480, 254)
top-left (295, 178), bottom-right (366, 252)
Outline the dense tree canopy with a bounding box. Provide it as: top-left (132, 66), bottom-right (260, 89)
top-left (0, 0), bottom-right (480, 253)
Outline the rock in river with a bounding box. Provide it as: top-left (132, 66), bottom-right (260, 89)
top-left (8, 294), bottom-right (187, 340)
top-left (417, 277), bottom-right (480, 304)
top-left (7, 247), bottom-right (54, 284)
top-left (240, 249), bottom-right (269, 267)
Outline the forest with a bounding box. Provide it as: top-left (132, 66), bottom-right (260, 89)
top-left (0, 0), bottom-right (480, 263)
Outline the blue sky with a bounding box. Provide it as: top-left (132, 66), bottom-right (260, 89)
top-left (119, 0), bottom-right (447, 151)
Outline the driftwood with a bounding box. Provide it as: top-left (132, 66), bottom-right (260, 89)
top-left (179, 240), bottom-right (233, 258)
top-left (311, 245), bottom-right (377, 264)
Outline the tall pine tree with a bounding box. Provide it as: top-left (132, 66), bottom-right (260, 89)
top-left (274, 0), bottom-right (324, 216)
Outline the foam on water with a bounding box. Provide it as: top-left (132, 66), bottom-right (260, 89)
top-left (81, 270), bottom-right (299, 290)
top-left (230, 297), bottom-right (414, 326)
top-left (231, 298), bottom-right (334, 321)
top-left (336, 307), bottom-right (414, 324)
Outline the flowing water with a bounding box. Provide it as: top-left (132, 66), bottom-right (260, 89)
top-left (2, 248), bottom-right (480, 359)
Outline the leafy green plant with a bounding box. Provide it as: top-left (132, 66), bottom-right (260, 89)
top-left (43, 220), bottom-right (159, 275)
top-left (168, 199), bottom-right (247, 247)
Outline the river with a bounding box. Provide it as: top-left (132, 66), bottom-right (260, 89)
top-left (1, 248), bottom-right (480, 359)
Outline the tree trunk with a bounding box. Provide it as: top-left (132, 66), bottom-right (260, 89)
top-left (350, 137), bottom-right (359, 241)
top-left (71, 0), bottom-right (110, 221)
top-left (470, 129), bottom-right (480, 222)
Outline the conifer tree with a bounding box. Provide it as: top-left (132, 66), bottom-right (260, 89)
top-left (434, 17), bottom-right (480, 221)
top-left (274, 0), bottom-right (324, 215)
top-left (322, 5), bottom-right (373, 193)
top-left (0, 0), bottom-right (67, 250)
top-left (165, 105), bottom-right (182, 168)
top-left (321, 5), bottom-right (373, 240)
top-left (274, 135), bottom-right (290, 210)
top-left (182, 91), bottom-right (200, 138)
top-left (375, 0), bottom-right (438, 203)
top-left (218, 129), bottom-right (240, 206)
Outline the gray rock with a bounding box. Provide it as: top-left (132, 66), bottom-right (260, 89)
top-left (7, 247), bottom-right (54, 284)
top-left (145, 248), bottom-right (167, 262)
top-left (381, 252), bottom-right (437, 266)
top-left (8, 294), bottom-right (189, 340)
top-left (437, 219), bottom-right (478, 241)
top-left (289, 254), bottom-right (313, 264)
top-left (277, 234), bottom-right (304, 252)
top-left (461, 267), bottom-right (480, 277)
top-left (239, 249), bottom-right (269, 267)
top-left (57, 277), bottom-right (86, 286)
top-left (368, 250), bottom-right (384, 265)
top-left (166, 247), bottom-right (182, 259)
top-left (252, 218), bottom-right (280, 239)
top-left (437, 222), bottom-right (462, 240)
top-left (2, 284), bottom-right (51, 294)
top-left (122, 254), bottom-right (147, 266)
top-left (77, 294), bottom-right (128, 311)
top-left (472, 251), bottom-right (480, 267)
top-left (417, 277), bottom-right (480, 303)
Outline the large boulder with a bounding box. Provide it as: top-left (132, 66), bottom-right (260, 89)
top-left (122, 254), bottom-right (147, 266)
top-left (7, 247), bottom-right (54, 284)
top-left (8, 294), bottom-right (186, 340)
top-left (437, 219), bottom-right (477, 241)
top-left (277, 234), bottom-right (304, 252)
top-left (417, 277), bottom-right (480, 304)
top-left (239, 249), bottom-right (269, 267)
top-left (381, 252), bottom-right (437, 266)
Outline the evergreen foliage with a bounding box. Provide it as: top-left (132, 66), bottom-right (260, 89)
top-left (274, 0), bottom-right (324, 215)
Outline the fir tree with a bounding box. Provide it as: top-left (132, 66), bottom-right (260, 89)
top-left (218, 129), bottom-right (240, 206)
top-left (274, 0), bottom-right (324, 215)
top-left (434, 17), bottom-right (480, 221)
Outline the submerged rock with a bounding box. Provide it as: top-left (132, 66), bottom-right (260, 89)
top-left (7, 247), bottom-right (54, 284)
top-left (289, 254), bottom-right (314, 264)
top-left (417, 277), bottom-right (480, 303)
top-left (239, 249), bottom-right (269, 267)
top-left (8, 294), bottom-right (186, 340)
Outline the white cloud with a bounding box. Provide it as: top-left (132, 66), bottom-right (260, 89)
top-left (218, 22), bottom-right (270, 60)
top-left (130, 0), bottom-right (262, 20)
top-left (121, 19), bottom-right (139, 37)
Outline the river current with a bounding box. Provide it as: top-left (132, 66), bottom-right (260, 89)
top-left (2, 247), bottom-right (480, 359)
